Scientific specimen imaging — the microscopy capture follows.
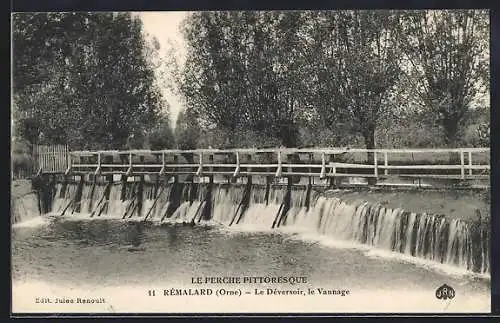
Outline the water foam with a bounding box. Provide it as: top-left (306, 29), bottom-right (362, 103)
top-left (45, 181), bottom-right (490, 277)
top-left (12, 216), bottom-right (49, 228)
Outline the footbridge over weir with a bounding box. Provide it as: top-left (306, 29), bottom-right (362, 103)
top-left (33, 147), bottom-right (490, 188)
top-left (24, 147), bottom-right (490, 274)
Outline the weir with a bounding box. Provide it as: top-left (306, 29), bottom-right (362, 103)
top-left (18, 147), bottom-right (491, 276)
top-left (28, 174), bottom-right (489, 276)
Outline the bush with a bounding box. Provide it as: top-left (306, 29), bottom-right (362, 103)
top-left (297, 126), bottom-right (364, 148)
top-left (195, 128), bottom-right (282, 149)
top-left (15, 117), bottom-right (40, 145)
top-left (148, 119), bottom-right (175, 150)
top-left (376, 119), bottom-right (445, 148)
top-left (12, 138), bottom-right (34, 179)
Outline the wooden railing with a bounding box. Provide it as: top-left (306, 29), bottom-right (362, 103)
top-left (48, 147), bottom-right (490, 184)
top-left (33, 144), bottom-right (70, 175)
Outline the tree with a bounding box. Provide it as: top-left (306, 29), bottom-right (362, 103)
top-left (397, 10), bottom-right (489, 147)
top-left (311, 10), bottom-right (402, 154)
top-left (172, 10), bottom-right (489, 152)
top-left (178, 11), bottom-right (311, 147)
top-left (12, 12), bottom-right (165, 149)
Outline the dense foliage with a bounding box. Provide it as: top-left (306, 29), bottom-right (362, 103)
top-left (12, 10), bottom-right (489, 153)
top-left (173, 10), bottom-right (489, 149)
top-left (13, 12), bottom-right (172, 150)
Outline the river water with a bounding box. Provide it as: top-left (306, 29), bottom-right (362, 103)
top-left (11, 182), bottom-right (491, 313)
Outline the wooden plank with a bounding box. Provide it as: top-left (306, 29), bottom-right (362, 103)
top-left (36, 145), bottom-right (39, 173)
top-left (48, 145), bottom-right (52, 172)
top-left (54, 145), bottom-right (58, 172)
top-left (275, 151), bottom-right (282, 177)
top-left (60, 145), bottom-right (63, 171)
top-left (399, 174), bottom-right (489, 179)
top-left (379, 165), bottom-right (468, 170)
top-left (196, 171), bottom-right (238, 176)
top-left (233, 152), bottom-right (240, 177)
top-left (72, 164), bottom-right (107, 168)
top-left (55, 145), bottom-right (58, 172)
top-left (38, 145), bottom-right (42, 171)
top-left (68, 163), bottom-right (490, 171)
top-left (460, 151), bottom-right (465, 179)
top-left (319, 153), bottom-right (326, 179)
top-left (384, 151), bottom-right (388, 176)
top-left (66, 145), bottom-right (69, 168)
top-left (468, 151), bottom-right (473, 176)
top-left (69, 147), bottom-right (490, 156)
top-left (49, 145), bottom-right (51, 172)
top-left (329, 163), bottom-right (375, 169)
top-left (159, 151), bottom-right (166, 175)
top-left (196, 152), bottom-right (203, 176)
top-left (43, 146), bottom-right (47, 171)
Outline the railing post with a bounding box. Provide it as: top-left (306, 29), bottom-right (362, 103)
top-left (126, 152), bottom-right (133, 176)
top-left (196, 152), bottom-right (203, 177)
top-left (460, 150), bottom-right (465, 179)
top-left (468, 151), bottom-right (473, 176)
top-left (65, 152), bottom-right (72, 175)
top-left (384, 151), bottom-right (388, 176)
top-left (233, 151), bottom-right (240, 177)
top-left (94, 152), bottom-right (102, 176)
top-left (374, 150), bottom-right (378, 179)
top-left (275, 150), bottom-right (282, 178)
top-left (320, 152), bottom-right (326, 179)
top-left (308, 153), bottom-right (313, 179)
top-left (159, 151), bottom-right (165, 175)
top-left (208, 154), bottom-right (214, 179)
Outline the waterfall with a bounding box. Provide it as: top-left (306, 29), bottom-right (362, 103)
top-left (11, 193), bottom-right (40, 224)
top-left (47, 180), bottom-right (490, 275)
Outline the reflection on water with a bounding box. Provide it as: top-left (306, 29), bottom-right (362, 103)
top-left (12, 218), bottom-right (489, 298)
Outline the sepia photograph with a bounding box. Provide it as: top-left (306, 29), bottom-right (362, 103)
top-left (11, 10), bottom-right (491, 314)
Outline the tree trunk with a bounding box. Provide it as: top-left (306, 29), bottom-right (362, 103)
top-left (280, 122), bottom-right (298, 148)
top-left (443, 114), bottom-right (462, 164)
top-left (363, 129), bottom-right (376, 186)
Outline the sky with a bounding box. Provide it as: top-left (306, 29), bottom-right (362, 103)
top-left (137, 11), bottom-right (189, 126)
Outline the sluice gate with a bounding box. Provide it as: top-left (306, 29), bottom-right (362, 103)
top-left (27, 148), bottom-right (491, 275)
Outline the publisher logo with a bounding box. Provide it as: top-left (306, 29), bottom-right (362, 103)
top-left (435, 284), bottom-right (455, 300)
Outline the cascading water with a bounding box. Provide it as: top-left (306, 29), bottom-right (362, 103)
top-left (46, 180), bottom-right (490, 275)
top-left (11, 193), bottom-right (40, 224)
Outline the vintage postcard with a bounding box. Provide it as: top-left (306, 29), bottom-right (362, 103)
top-left (11, 10), bottom-right (491, 314)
